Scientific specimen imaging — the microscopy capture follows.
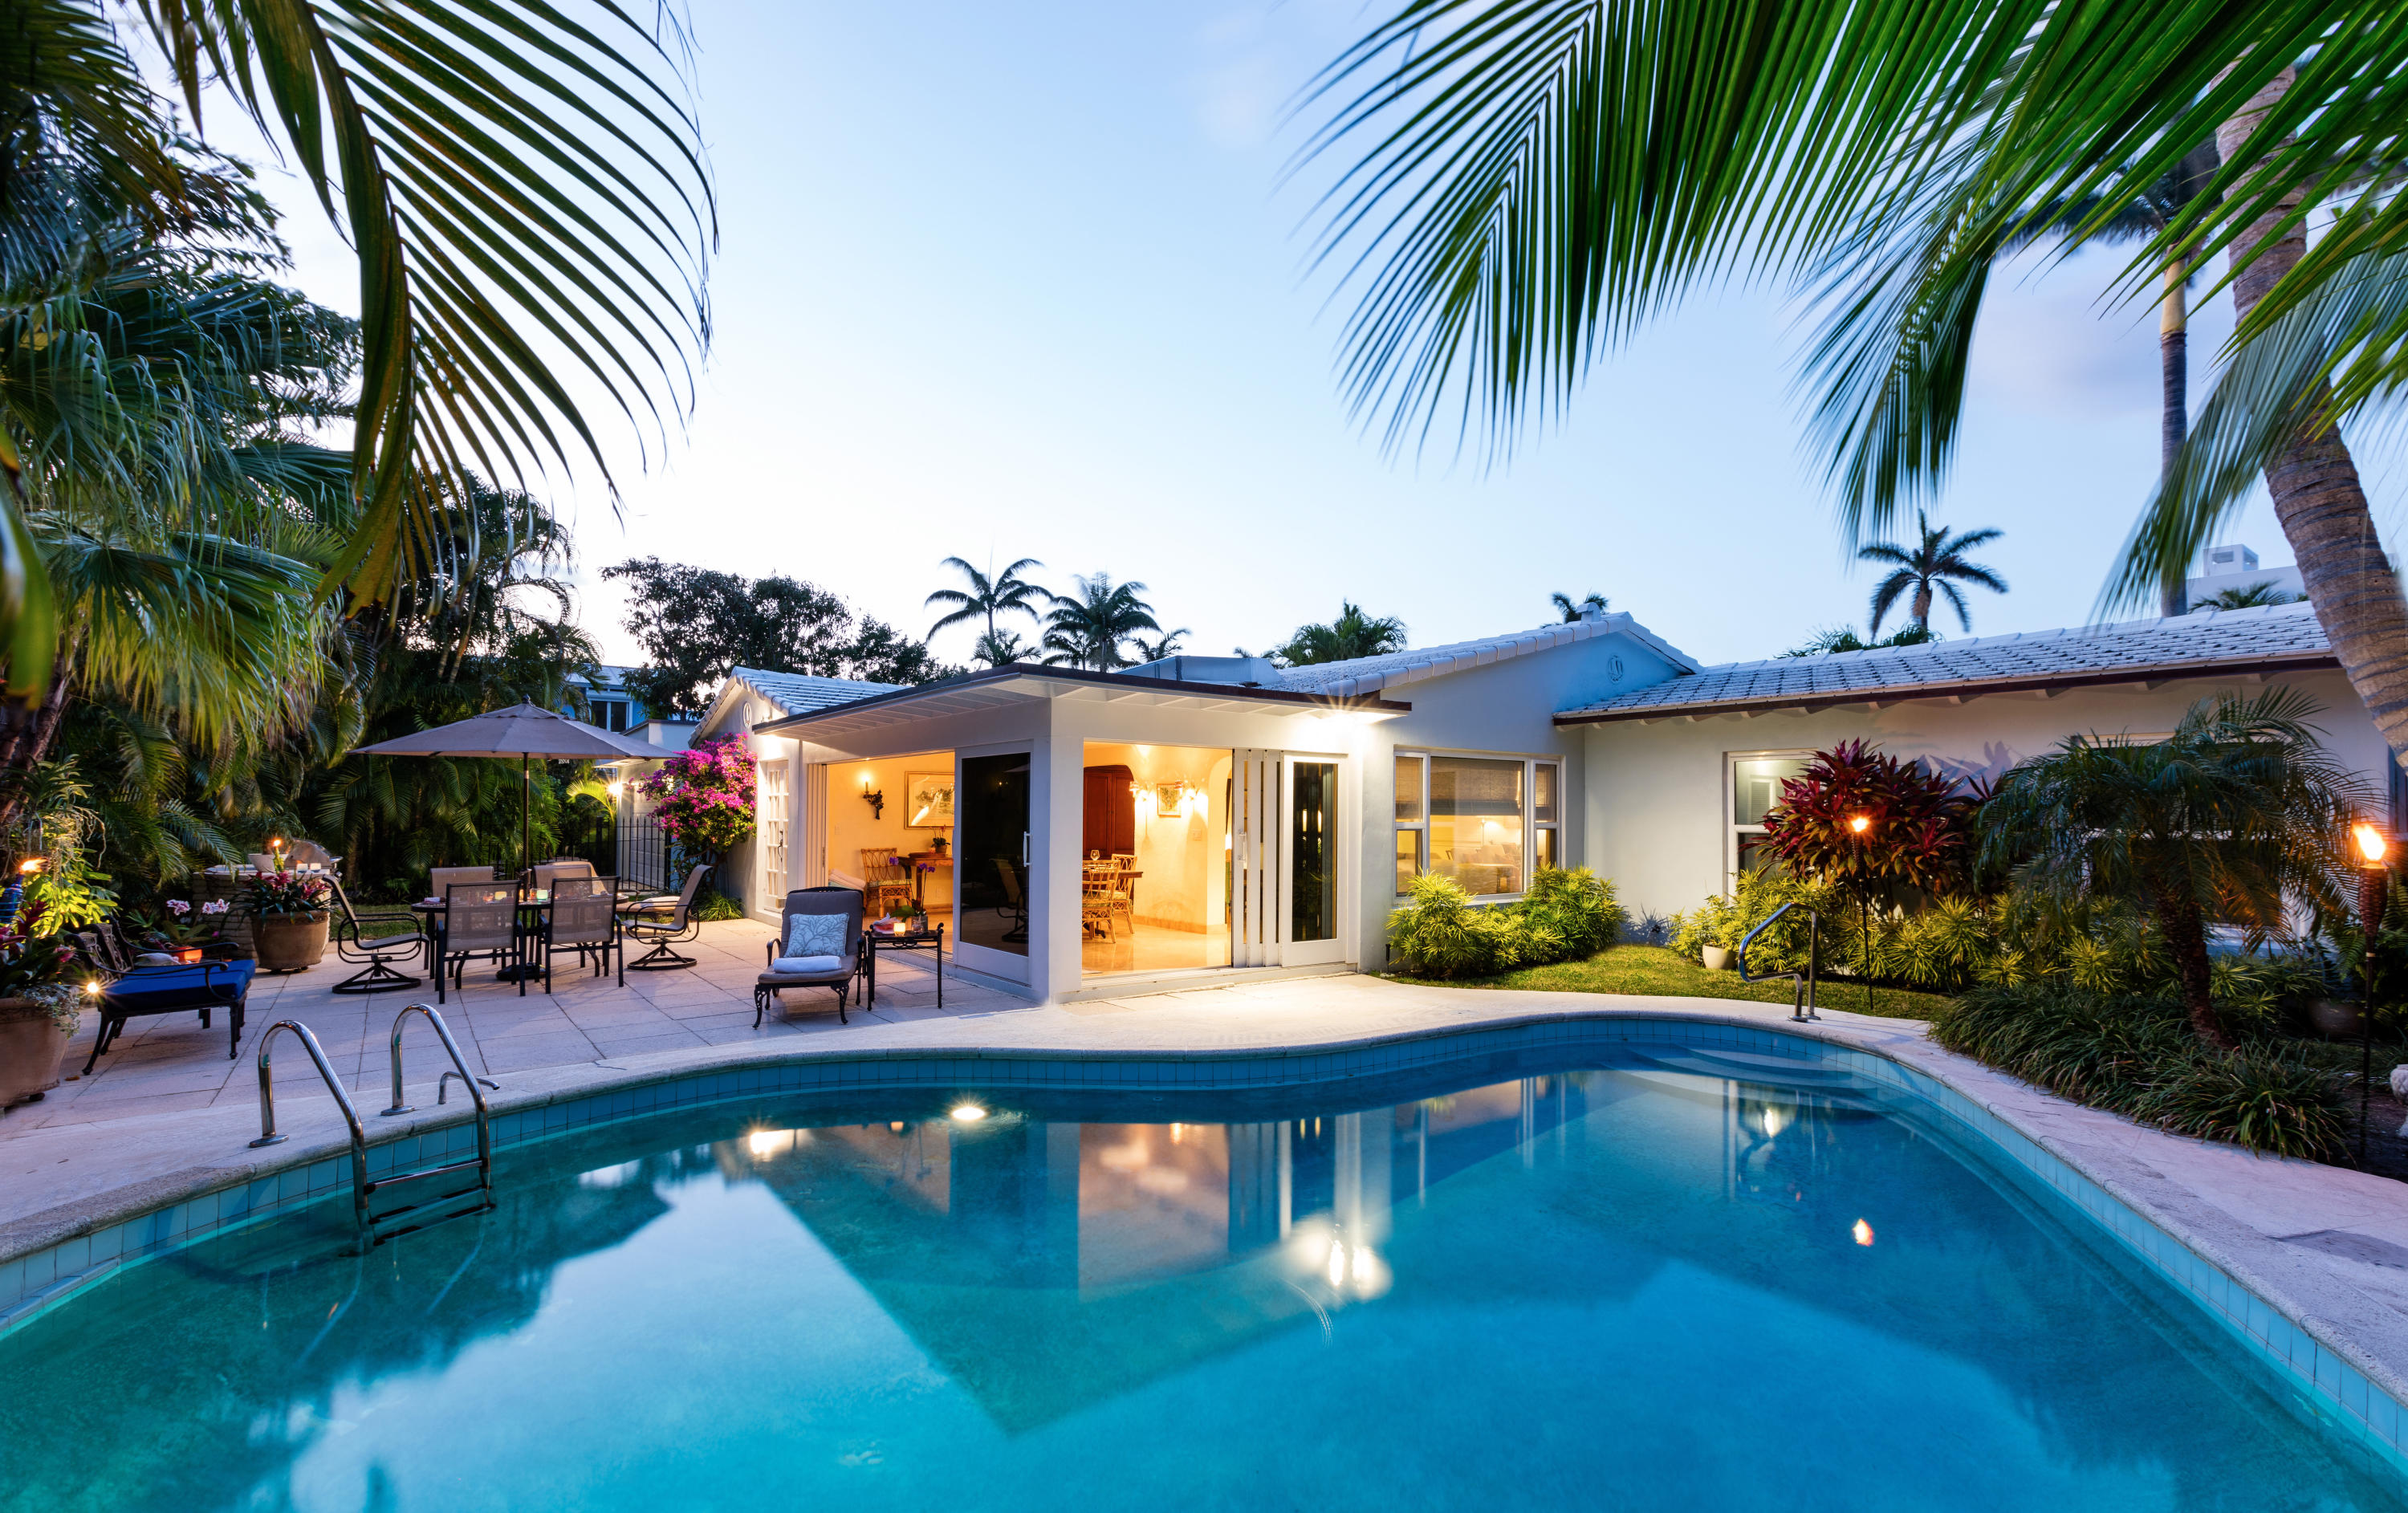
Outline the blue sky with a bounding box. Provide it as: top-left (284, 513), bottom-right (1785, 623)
top-left (245, 0), bottom-right (2389, 671)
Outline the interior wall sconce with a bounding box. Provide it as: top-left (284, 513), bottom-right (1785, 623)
top-left (860, 774), bottom-right (885, 820)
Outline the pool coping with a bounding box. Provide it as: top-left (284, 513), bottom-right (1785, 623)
top-left (3, 985), bottom-right (2406, 1479)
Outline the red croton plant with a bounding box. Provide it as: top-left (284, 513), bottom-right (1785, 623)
top-left (1759, 740), bottom-right (1981, 894)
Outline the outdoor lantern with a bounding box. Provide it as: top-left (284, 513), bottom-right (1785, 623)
top-left (1849, 814), bottom-right (1872, 835)
top-left (2352, 821), bottom-right (2392, 1161)
top-left (16, 858), bottom-right (41, 875)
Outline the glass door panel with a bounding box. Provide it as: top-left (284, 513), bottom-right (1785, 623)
top-left (1290, 761), bottom-right (1336, 943)
top-left (958, 753), bottom-right (1031, 956)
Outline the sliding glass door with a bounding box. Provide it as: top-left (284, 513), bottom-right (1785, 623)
top-left (1284, 756), bottom-right (1343, 966)
top-left (956, 752), bottom-right (1031, 958)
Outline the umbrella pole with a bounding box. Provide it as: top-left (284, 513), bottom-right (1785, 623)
top-left (522, 752), bottom-right (532, 881)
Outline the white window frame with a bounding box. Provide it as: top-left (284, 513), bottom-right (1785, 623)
top-left (1393, 750), bottom-right (1564, 902)
top-left (1724, 748), bottom-right (1816, 890)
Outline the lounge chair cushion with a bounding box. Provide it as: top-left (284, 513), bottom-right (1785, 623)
top-left (783, 913), bottom-right (850, 958)
top-left (768, 954), bottom-right (848, 976)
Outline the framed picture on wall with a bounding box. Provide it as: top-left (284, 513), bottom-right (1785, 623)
top-left (904, 772), bottom-right (955, 828)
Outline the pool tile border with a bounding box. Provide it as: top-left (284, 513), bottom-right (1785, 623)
top-left (1, 1012), bottom-right (2402, 1482)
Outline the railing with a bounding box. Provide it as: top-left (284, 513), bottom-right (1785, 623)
top-left (1738, 902), bottom-right (1822, 1023)
top-left (613, 808), bottom-right (671, 893)
top-left (246, 1004), bottom-right (498, 1251)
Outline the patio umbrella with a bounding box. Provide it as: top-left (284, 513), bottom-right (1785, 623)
top-left (352, 702), bottom-right (663, 880)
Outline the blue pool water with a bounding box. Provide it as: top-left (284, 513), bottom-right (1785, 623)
top-left (3, 1042), bottom-right (2401, 1512)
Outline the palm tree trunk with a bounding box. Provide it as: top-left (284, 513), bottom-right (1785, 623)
top-left (2219, 73), bottom-right (2408, 764)
top-left (1911, 583), bottom-right (1933, 629)
top-left (2159, 258), bottom-right (2190, 618)
top-left (0, 632), bottom-right (79, 836)
top-left (2154, 889), bottom-right (2231, 1048)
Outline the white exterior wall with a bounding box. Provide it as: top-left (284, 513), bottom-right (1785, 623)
top-left (1580, 668), bottom-right (2390, 925)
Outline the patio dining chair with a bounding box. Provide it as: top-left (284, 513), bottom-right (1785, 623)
top-left (755, 887), bottom-right (863, 1026)
top-left (993, 858), bottom-right (1028, 944)
top-left (430, 864), bottom-right (494, 898)
top-left (532, 875), bottom-right (620, 990)
top-left (437, 883), bottom-right (523, 1002)
top-left (532, 857), bottom-right (595, 895)
top-left (326, 875), bottom-right (428, 994)
top-left (624, 864), bottom-right (710, 971)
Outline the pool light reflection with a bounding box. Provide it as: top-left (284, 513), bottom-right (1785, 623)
top-left (950, 1103), bottom-right (987, 1122)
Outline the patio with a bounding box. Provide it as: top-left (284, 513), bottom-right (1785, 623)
top-left (15, 918), bottom-right (1023, 1133)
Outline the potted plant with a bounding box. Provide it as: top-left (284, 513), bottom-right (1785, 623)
top-left (144, 897), bottom-right (234, 964)
top-left (249, 868), bottom-right (332, 973)
top-left (0, 903), bottom-right (84, 1108)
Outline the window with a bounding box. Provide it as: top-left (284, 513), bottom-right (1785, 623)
top-left (1728, 752), bottom-right (1810, 885)
top-left (1394, 753), bottom-right (1564, 898)
top-left (592, 698), bottom-right (630, 732)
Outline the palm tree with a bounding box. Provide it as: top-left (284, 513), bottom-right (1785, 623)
top-left (1306, 4), bottom-right (2408, 765)
top-left (1860, 515), bottom-right (2007, 635)
top-left (1040, 574), bottom-right (1159, 670)
top-left (925, 556), bottom-right (1047, 646)
top-left (1131, 629), bottom-right (1190, 663)
top-left (1549, 592), bottom-right (1608, 622)
top-left (972, 628), bottom-right (1031, 667)
top-left (0, 0), bottom-right (714, 697)
top-left (2203, 583), bottom-right (2302, 612)
top-left (1978, 688), bottom-right (2368, 1047)
top-left (1272, 602), bottom-right (1408, 667)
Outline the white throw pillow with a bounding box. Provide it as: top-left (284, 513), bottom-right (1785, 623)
top-left (784, 912), bottom-right (849, 958)
top-left (771, 954), bottom-right (847, 975)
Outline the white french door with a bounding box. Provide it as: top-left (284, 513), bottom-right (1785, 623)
top-left (757, 759), bottom-right (790, 909)
top-left (1231, 750), bottom-right (1350, 968)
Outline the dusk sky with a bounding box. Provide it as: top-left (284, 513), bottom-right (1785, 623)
top-left (238, 0), bottom-right (2382, 673)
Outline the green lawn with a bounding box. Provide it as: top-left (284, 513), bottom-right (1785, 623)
top-left (1389, 945), bottom-right (1956, 1023)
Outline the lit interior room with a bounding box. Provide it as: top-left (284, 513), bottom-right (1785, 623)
top-left (825, 752), bottom-right (956, 938)
top-left (1080, 742), bottom-right (1230, 976)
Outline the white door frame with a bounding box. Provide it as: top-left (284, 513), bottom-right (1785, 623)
top-left (1279, 752), bottom-right (1348, 966)
top-left (756, 758), bottom-right (791, 915)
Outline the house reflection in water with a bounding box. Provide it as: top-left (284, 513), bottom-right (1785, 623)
top-left (719, 1075), bottom-right (1627, 1432)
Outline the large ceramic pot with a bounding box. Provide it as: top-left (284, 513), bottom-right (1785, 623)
top-left (0, 997), bottom-right (74, 1108)
top-left (2310, 998), bottom-right (2365, 1040)
top-left (253, 910), bottom-right (329, 974)
top-left (1700, 945), bottom-right (1735, 972)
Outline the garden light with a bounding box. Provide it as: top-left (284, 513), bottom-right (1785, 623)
top-left (2356, 822), bottom-right (2390, 865)
top-left (16, 858), bottom-right (40, 875)
top-left (1848, 814), bottom-right (1871, 834)
top-left (82, 979), bottom-right (101, 997)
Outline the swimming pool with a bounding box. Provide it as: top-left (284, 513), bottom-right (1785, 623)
top-left (3, 1036), bottom-right (2400, 1512)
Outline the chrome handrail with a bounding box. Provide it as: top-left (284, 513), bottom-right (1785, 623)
top-left (379, 1003), bottom-right (492, 1119)
top-left (1738, 902), bottom-right (1821, 1023)
top-left (249, 1020), bottom-right (371, 1235)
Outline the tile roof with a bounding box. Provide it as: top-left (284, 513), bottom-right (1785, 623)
top-left (729, 667), bottom-right (904, 718)
top-left (1270, 613), bottom-right (1702, 698)
top-left (1556, 602), bottom-right (2335, 724)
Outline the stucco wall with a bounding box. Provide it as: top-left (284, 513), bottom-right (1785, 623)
top-left (1580, 668), bottom-right (2390, 926)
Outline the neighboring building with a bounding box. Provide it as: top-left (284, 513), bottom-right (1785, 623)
top-left (681, 599), bottom-right (2390, 1007)
top-left (567, 664), bottom-right (649, 733)
top-left (2183, 543), bottom-right (2305, 611)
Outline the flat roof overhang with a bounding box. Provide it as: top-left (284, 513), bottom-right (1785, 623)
top-left (753, 662), bottom-right (1411, 742)
top-left (1552, 653), bottom-right (2341, 726)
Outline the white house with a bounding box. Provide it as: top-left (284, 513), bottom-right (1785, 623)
top-left (639, 600), bottom-right (2391, 1007)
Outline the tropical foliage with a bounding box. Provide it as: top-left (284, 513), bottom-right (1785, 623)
top-left (1304, 3), bottom-right (2408, 760)
top-left (1978, 688), bottom-right (2368, 1045)
top-left (1039, 574), bottom-right (1160, 670)
top-left (1385, 867), bottom-right (1624, 978)
top-left (605, 557), bottom-right (951, 718)
top-left (0, 0), bottom-right (715, 698)
top-left (1858, 515), bottom-right (2007, 635)
top-left (1550, 592), bottom-right (1607, 622)
top-left (2202, 582), bottom-right (2300, 611)
top-left (1781, 623), bottom-right (1937, 658)
top-left (1269, 600), bottom-right (1407, 667)
top-left (1759, 741), bottom-right (1979, 896)
top-left (926, 557), bottom-right (1047, 659)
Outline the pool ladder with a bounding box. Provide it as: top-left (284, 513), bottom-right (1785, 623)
top-left (1738, 902), bottom-right (1822, 1023)
top-left (249, 1003), bottom-right (500, 1251)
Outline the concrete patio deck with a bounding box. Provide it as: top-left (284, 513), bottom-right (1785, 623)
top-left (4, 923), bottom-right (2408, 1457)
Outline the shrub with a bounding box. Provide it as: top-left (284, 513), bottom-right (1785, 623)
top-left (640, 734), bottom-right (757, 863)
top-left (1387, 868), bottom-right (1627, 978)
top-left (1759, 739), bottom-right (1979, 895)
top-left (1932, 983), bottom-right (2348, 1161)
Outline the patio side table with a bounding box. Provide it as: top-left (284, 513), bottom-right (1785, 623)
top-left (859, 924), bottom-right (943, 1009)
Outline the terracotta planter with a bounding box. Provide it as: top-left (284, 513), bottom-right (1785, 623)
top-left (2310, 998), bottom-right (2365, 1040)
top-left (0, 998), bottom-right (74, 1108)
top-left (253, 911), bottom-right (329, 974)
top-left (1700, 945), bottom-right (1734, 972)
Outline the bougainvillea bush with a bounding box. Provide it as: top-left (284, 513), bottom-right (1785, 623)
top-left (641, 734), bottom-right (757, 864)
